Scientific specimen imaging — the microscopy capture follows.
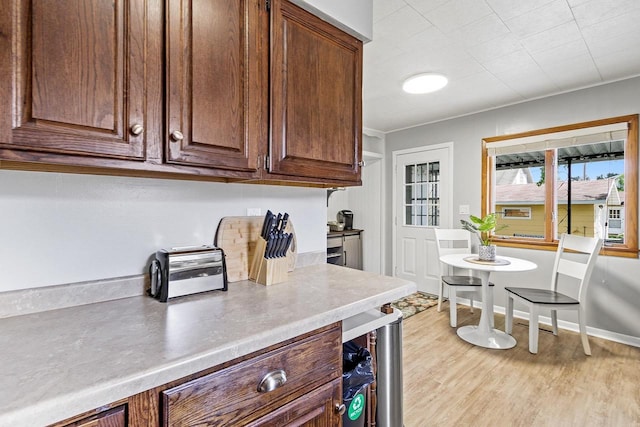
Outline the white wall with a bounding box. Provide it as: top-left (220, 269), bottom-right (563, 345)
top-left (348, 157), bottom-right (383, 273)
top-left (327, 189), bottom-right (349, 222)
top-left (385, 76), bottom-right (640, 340)
top-left (327, 134), bottom-right (386, 274)
top-left (0, 170), bottom-right (326, 291)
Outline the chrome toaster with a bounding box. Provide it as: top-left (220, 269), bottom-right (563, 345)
top-left (149, 245), bottom-right (228, 302)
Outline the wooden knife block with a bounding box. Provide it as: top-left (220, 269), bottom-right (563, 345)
top-left (249, 237), bottom-right (289, 286)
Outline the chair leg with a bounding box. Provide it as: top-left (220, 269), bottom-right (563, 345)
top-left (505, 294), bottom-right (514, 334)
top-left (578, 307), bottom-right (591, 356)
top-left (529, 305), bottom-right (539, 354)
top-left (449, 288), bottom-right (457, 328)
top-left (469, 296), bottom-right (474, 313)
top-left (551, 310), bottom-right (559, 335)
top-left (437, 281), bottom-right (444, 312)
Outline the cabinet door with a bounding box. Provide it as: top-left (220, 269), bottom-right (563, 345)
top-left (270, 0), bottom-right (363, 183)
top-left (1, 0), bottom-right (157, 160)
top-left (166, 0), bottom-right (265, 173)
top-left (246, 378), bottom-right (342, 427)
top-left (343, 234), bottom-right (362, 270)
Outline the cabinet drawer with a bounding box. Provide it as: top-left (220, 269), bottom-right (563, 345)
top-left (161, 324), bottom-right (341, 426)
top-left (59, 405), bottom-right (126, 427)
top-left (327, 236), bottom-right (343, 248)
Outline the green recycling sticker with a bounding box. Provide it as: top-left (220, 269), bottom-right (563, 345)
top-left (348, 392), bottom-right (365, 421)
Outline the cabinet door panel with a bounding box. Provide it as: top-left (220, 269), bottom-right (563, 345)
top-left (246, 378), bottom-right (342, 427)
top-left (7, 0), bottom-right (149, 159)
top-left (270, 0), bottom-right (362, 182)
top-left (343, 234), bottom-right (362, 270)
top-left (32, 1), bottom-right (118, 131)
top-left (166, 0), bottom-right (263, 173)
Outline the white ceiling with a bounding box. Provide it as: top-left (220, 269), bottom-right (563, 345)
top-left (364, 0), bottom-right (640, 133)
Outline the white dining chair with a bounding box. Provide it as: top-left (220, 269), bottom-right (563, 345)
top-left (434, 228), bottom-right (494, 328)
top-left (505, 233), bottom-right (603, 355)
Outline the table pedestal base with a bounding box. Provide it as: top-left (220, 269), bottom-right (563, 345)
top-left (457, 325), bottom-right (516, 349)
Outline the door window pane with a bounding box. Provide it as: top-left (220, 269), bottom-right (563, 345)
top-left (405, 164), bottom-right (415, 184)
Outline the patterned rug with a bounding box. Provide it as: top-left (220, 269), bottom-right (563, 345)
top-left (391, 292), bottom-right (438, 320)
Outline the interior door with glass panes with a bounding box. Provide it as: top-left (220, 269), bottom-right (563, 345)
top-left (394, 147), bottom-right (451, 294)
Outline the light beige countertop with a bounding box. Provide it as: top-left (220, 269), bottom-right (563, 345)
top-left (0, 264), bottom-right (415, 427)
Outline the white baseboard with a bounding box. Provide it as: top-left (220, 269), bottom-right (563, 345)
top-left (456, 299), bottom-right (640, 349)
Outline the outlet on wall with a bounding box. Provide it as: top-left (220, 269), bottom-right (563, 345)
top-left (247, 208), bottom-right (262, 216)
top-left (459, 204), bottom-right (470, 215)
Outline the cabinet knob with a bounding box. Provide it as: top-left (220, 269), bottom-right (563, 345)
top-left (171, 130), bottom-right (184, 141)
top-left (130, 124), bottom-right (144, 136)
top-left (358, 160), bottom-right (366, 167)
top-left (257, 369), bottom-right (287, 393)
top-left (335, 403), bottom-right (346, 415)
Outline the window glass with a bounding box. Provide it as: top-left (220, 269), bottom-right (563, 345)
top-left (555, 141), bottom-right (624, 241)
top-left (494, 151), bottom-right (545, 239)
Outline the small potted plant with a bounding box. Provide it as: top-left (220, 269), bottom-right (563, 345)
top-left (460, 213), bottom-right (505, 261)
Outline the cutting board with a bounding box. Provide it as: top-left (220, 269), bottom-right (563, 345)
top-left (214, 216), bottom-right (297, 282)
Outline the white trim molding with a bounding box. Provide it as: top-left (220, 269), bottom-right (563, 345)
top-left (459, 300), bottom-right (640, 348)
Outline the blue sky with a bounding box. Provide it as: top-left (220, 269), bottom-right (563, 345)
top-left (529, 159), bottom-right (624, 182)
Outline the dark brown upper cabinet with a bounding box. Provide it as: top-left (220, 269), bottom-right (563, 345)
top-left (0, 0), bottom-right (363, 186)
top-left (1, 0), bottom-right (155, 160)
top-left (165, 0), bottom-right (265, 174)
top-left (269, 0), bottom-right (363, 183)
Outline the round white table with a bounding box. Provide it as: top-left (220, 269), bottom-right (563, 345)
top-left (439, 253), bottom-right (537, 349)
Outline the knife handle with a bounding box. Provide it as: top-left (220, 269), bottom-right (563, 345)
top-left (264, 235), bottom-right (273, 259)
top-left (261, 210), bottom-right (273, 240)
top-left (280, 212), bottom-right (289, 232)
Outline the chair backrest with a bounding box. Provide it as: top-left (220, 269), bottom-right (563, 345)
top-left (434, 229), bottom-right (474, 276)
top-left (434, 228), bottom-right (473, 256)
top-left (551, 233), bottom-right (603, 303)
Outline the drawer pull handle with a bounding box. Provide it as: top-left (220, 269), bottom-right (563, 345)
top-left (257, 370), bottom-right (287, 393)
top-left (335, 403), bottom-right (346, 415)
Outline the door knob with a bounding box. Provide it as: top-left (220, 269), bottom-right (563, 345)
top-left (171, 130), bottom-right (184, 141)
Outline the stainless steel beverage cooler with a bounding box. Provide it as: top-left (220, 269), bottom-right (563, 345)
top-left (342, 307), bottom-right (404, 427)
top-left (376, 310), bottom-right (403, 427)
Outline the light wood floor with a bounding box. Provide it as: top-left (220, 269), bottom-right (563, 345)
top-left (402, 304), bottom-right (640, 427)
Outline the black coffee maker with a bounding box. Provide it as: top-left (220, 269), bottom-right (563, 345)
top-left (337, 210), bottom-right (354, 230)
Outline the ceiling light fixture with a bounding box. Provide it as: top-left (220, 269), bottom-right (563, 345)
top-left (402, 73), bottom-right (448, 94)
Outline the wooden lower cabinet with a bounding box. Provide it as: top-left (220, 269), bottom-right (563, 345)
top-left (55, 323), bottom-right (342, 427)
